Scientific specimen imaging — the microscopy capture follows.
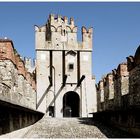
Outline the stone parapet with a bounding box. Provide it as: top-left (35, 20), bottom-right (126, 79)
top-left (127, 46), bottom-right (140, 106)
top-left (15, 53), bottom-right (26, 77)
top-left (0, 38), bottom-right (36, 110)
top-left (97, 45), bottom-right (140, 113)
top-left (97, 61), bottom-right (129, 112)
top-left (0, 39), bottom-right (16, 65)
top-left (35, 14), bottom-right (92, 51)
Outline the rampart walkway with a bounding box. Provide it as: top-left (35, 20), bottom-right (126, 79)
top-left (0, 115), bottom-right (135, 138)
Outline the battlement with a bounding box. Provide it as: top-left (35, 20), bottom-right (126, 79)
top-left (82, 26), bottom-right (93, 33)
top-left (98, 80), bottom-right (104, 90)
top-left (81, 26), bottom-right (93, 49)
top-left (98, 62), bottom-right (129, 90)
top-left (116, 62), bottom-right (128, 77)
top-left (35, 14), bottom-right (93, 51)
top-left (0, 38), bottom-right (16, 65)
top-left (134, 45), bottom-right (140, 65)
top-left (96, 49), bottom-right (140, 107)
top-left (126, 45), bottom-right (140, 72)
top-left (24, 57), bottom-right (35, 73)
top-left (24, 57), bottom-right (32, 67)
top-left (96, 45), bottom-right (140, 124)
top-left (106, 73), bottom-right (114, 84)
top-left (0, 38), bottom-right (36, 90)
top-left (126, 55), bottom-right (135, 71)
top-left (49, 14), bottom-right (75, 26)
top-left (47, 14), bottom-right (77, 34)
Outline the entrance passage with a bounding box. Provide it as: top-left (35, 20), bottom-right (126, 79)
top-left (63, 91), bottom-right (80, 117)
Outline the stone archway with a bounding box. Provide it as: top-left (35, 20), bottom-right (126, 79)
top-left (63, 91), bottom-right (80, 117)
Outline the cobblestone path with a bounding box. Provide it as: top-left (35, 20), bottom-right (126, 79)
top-left (0, 115), bottom-right (134, 138)
top-left (22, 116), bottom-right (133, 138)
top-left (23, 117), bottom-right (106, 138)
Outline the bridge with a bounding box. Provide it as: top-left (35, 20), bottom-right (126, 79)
top-left (0, 38), bottom-right (140, 137)
top-left (0, 117), bottom-right (135, 138)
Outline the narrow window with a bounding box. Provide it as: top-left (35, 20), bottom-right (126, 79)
top-left (62, 29), bottom-right (66, 36)
top-left (63, 30), bottom-right (66, 36)
top-left (68, 63), bottom-right (74, 71)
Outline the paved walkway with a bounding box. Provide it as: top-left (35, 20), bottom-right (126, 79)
top-left (0, 115), bottom-right (134, 138)
top-left (24, 117), bottom-right (106, 138)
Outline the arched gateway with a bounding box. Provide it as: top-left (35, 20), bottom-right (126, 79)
top-left (36, 14), bottom-right (97, 117)
top-left (63, 91), bottom-right (80, 117)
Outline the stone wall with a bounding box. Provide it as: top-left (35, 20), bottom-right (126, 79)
top-left (35, 14), bottom-right (97, 116)
top-left (127, 46), bottom-right (140, 107)
top-left (96, 62), bottom-right (129, 112)
top-left (0, 38), bottom-right (44, 135)
top-left (95, 45), bottom-right (140, 136)
top-left (0, 99), bottom-right (44, 135)
top-left (0, 38), bottom-right (36, 110)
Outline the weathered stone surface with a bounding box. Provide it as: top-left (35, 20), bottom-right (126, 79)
top-left (97, 62), bottom-right (129, 111)
top-left (36, 14), bottom-right (97, 116)
top-left (0, 39), bottom-right (36, 110)
top-left (1, 116), bottom-right (134, 138)
top-left (128, 59), bottom-right (140, 106)
top-left (0, 101), bottom-right (44, 135)
top-left (96, 45), bottom-right (140, 137)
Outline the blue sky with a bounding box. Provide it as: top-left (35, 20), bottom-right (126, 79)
top-left (0, 2), bottom-right (140, 83)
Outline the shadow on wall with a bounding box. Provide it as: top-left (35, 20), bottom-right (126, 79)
top-left (78, 118), bottom-right (136, 138)
top-left (45, 85), bottom-right (64, 114)
top-left (0, 100), bottom-right (44, 135)
top-left (95, 45), bottom-right (140, 138)
top-left (36, 84), bottom-right (52, 109)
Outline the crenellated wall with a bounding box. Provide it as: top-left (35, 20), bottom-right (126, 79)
top-left (0, 38), bottom-right (44, 135)
top-left (96, 62), bottom-right (129, 112)
top-left (35, 14), bottom-right (93, 51)
top-left (96, 47), bottom-right (140, 112)
top-left (35, 14), bottom-right (96, 116)
top-left (127, 45), bottom-right (140, 107)
top-left (95, 45), bottom-right (140, 137)
top-left (0, 38), bottom-right (36, 109)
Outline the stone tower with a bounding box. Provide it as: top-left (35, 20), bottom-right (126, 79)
top-left (35, 14), bottom-right (97, 117)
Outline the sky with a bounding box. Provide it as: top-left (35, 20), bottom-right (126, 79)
top-left (0, 2), bottom-right (140, 83)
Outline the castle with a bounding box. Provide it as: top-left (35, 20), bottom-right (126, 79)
top-left (0, 14), bottom-right (97, 118)
top-left (35, 14), bottom-right (97, 117)
top-left (1, 14), bottom-right (140, 136)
